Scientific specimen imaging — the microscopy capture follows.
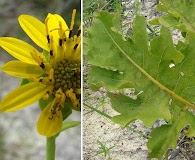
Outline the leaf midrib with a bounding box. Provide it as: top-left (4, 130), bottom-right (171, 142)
top-left (105, 25), bottom-right (195, 110)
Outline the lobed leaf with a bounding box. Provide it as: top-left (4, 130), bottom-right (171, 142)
top-left (108, 92), bottom-right (170, 127)
top-left (148, 106), bottom-right (195, 158)
top-left (86, 10), bottom-right (195, 158)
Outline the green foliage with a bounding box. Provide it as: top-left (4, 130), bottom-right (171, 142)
top-left (20, 78), bottom-right (31, 86)
top-left (108, 92), bottom-right (170, 128)
top-left (134, 0), bottom-right (141, 15)
top-left (95, 140), bottom-right (115, 159)
top-left (61, 102), bottom-right (73, 120)
top-left (149, 0), bottom-right (195, 32)
top-left (83, 0), bottom-right (122, 27)
top-left (83, 0), bottom-right (107, 26)
top-left (54, 121), bottom-right (81, 138)
top-left (147, 106), bottom-right (195, 157)
top-left (60, 121), bottom-right (80, 132)
top-left (39, 95), bottom-right (54, 111)
top-left (85, 2), bottom-right (195, 158)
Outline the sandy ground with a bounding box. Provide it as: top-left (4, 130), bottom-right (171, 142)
top-left (83, 88), bottom-right (151, 160)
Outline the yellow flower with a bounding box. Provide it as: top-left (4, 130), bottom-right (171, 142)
top-left (0, 9), bottom-right (81, 137)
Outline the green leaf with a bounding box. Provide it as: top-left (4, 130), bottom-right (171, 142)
top-left (86, 11), bottom-right (185, 125)
top-left (88, 66), bottom-right (134, 91)
top-left (20, 78), bottom-right (31, 86)
top-left (149, 0), bottom-right (195, 32)
top-left (150, 26), bottom-right (183, 64)
top-left (158, 15), bottom-right (179, 28)
top-left (39, 95), bottom-right (54, 111)
top-left (54, 121), bottom-right (80, 138)
top-left (43, 50), bottom-right (50, 62)
top-left (157, 31), bottom-right (195, 103)
top-left (96, 140), bottom-right (107, 157)
top-left (60, 121), bottom-right (80, 132)
top-left (147, 106), bottom-right (195, 158)
top-left (109, 92), bottom-right (171, 127)
top-left (85, 10), bottom-right (195, 158)
top-left (61, 101), bottom-right (72, 120)
top-left (95, 140), bottom-right (115, 157)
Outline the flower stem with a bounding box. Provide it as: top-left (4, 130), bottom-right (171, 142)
top-left (46, 136), bottom-right (56, 160)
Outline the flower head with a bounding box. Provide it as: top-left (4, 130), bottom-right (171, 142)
top-left (0, 10), bottom-right (81, 137)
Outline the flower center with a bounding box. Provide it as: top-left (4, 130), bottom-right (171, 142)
top-left (53, 60), bottom-right (81, 93)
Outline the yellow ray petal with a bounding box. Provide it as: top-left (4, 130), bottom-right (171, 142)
top-left (46, 14), bottom-right (61, 60)
top-left (18, 14), bottom-right (49, 51)
top-left (37, 102), bottom-right (63, 137)
top-left (46, 14), bottom-right (70, 60)
top-left (54, 14), bottom-right (69, 38)
top-left (1, 60), bottom-right (43, 78)
top-left (69, 42), bottom-right (81, 61)
top-left (47, 13), bottom-right (69, 36)
top-left (0, 37), bottom-right (39, 64)
top-left (0, 82), bottom-right (47, 112)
